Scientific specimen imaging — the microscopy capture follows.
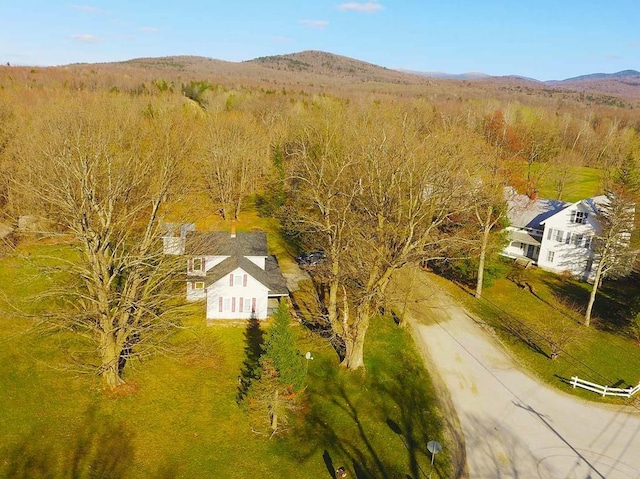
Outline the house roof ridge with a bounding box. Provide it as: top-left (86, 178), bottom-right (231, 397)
top-left (185, 230), bottom-right (268, 256)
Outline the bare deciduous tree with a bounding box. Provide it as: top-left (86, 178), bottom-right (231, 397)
top-left (200, 113), bottom-right (268, 220)
top-left (585, 169), bottom-right (638, 327)
top-left (12, 94), bottom-right (192, 387)
top-left (286, 105), bottom-right (478, 369)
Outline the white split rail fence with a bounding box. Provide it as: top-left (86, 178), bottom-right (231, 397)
top-left (571, 376), bottom-right (640, 398)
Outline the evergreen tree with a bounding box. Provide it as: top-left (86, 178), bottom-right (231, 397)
top-left (263, 299), bottom-right (306, 391)
top-left (245, 300), bottom-right (306, 434)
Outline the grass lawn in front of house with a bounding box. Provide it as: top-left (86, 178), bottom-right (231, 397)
top-left (0, 237), bottom-right (452, 479)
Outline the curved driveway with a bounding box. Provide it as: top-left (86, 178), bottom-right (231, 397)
top-left (409, 278), bottom-right (640, 479)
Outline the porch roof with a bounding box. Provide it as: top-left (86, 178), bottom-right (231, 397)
top-left (508, 230), bottom-right (541, 246)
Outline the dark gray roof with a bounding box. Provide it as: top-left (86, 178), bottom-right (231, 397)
top-left (197, 255), bottom-right (288, 296)
top-left (264, 256), bottom-right (289, 296)
top-left (185, 231), bottom-right (268, 256)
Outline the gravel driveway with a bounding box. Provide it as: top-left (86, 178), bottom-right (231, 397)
top-left (407, 275), bottom-right (640, 479)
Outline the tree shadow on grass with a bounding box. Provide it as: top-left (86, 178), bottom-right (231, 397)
top-left (539, 273), bottom-right (640, 337)
top-left (236, 314), bottom-right (265, 403)
top-left (2, 405), bottom-right (176, 479)
top-left (284, 334), bottom-right (462, 479)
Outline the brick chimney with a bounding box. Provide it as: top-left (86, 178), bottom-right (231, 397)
top-left (230, 220), bottom-right (236, 238)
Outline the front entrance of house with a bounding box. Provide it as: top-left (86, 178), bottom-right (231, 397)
top-left (525, 244), bottom-right (540, 261)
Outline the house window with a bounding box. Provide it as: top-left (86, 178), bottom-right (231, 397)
top-left (584, 236), bottom-right (592, 249)
top-left (565, 233), bottom-right (572, 245)
top-left (574, 234), bottom-right (584, 247)
top-left (572, 211), bottom-right (589, 224)
top-left (234, 274), bottom-right (243, 286)
top-left (244, 298), bottom-right (251, 312)
top-left (546, 228), bottom-right (553, 240)
top-left (223, 298), bottom-right (231, 311)
top-left (554, 230), bottom-right (564, 243)
top-left (578, 211), bottom-right (588, 223)
top-left (547, 251), bottom-right (555, 263)
top-left (189, 257), bottom-right (204, 273)
top-left (194, 282), bottom-right (204, 290)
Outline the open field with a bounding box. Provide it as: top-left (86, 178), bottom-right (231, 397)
top-left (536, 166), bottom-right (603, 203)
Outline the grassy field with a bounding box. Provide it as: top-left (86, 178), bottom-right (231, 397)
top-left (429, 265), bottom-right (640, 405)
top-left (536, 165), bottom-right (603, 203)
top-left (0, 234), bottom-right (451, 478)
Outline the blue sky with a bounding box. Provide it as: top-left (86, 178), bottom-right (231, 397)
top-left (1, 1), bottom-right (638, 81)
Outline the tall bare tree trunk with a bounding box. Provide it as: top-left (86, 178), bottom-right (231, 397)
top-left (101, 333), bottom-right (125, 388)
top-left (327, 258), bottom-right (340, 326)
top-left (341, 309), bottom-right (369, 370)
top-left (585, 261), bottom-right (605, 327)
top-left (475, 204), bottom-right (494, 299)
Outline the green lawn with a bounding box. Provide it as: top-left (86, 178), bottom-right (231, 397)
top-left (432, 266), bottom-right (640, 404)
top-left (536, 165), bottom-right (602, 203)
top-left (0, 239), bottom-right (451, 479)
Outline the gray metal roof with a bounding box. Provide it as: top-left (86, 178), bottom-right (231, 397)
top-left (507, 230), bottom-right (541, 246)
top-left (185, 231), bottom-right (268, 256)
top-left (507, 192), bottom-right (569, 230)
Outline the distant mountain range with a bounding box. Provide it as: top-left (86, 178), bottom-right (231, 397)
top-left (557, 69), bottom-right (640, 82)
top-left (404, 68), bottom-right (640, 84)
top-left (65, 50), bottom-right (640, 100)
top-left (397, 70), bottom-right (491, 80)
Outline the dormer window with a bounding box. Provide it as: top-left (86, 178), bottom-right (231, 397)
top-left (571, 211), bottom-right (588, 224)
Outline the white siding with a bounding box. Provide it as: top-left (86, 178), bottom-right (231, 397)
top-left (186, 281), bottom-right (206, 301)
top-left (245, 256), bottom-right (266, 269)
top-left (204, 256), bottom-right (230, 272)
top-left (206, 267), bottom-right (270, 320)
top-left (538, 202), bottom-right (599, 281)
top-left (163, 237), bottom-right (185, 255)
top-left (187, 255), bottom-right (230, 277)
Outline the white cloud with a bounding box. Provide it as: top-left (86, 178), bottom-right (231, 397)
top-left (338, 2), bottom-right (384, 12)
top-left (72, 34), bottom-right (101, 43)
top-left (299, 19), bottom-right (329, 29)
top-left (140, 27), bottom-right (159, 33)
top-left (69, 4), bottom-right (107, 14)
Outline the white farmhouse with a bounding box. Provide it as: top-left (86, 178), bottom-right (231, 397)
top-left (503, 188), bottom-right (608, 282)
top-left (184, 229), bottom-right (288, 320)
